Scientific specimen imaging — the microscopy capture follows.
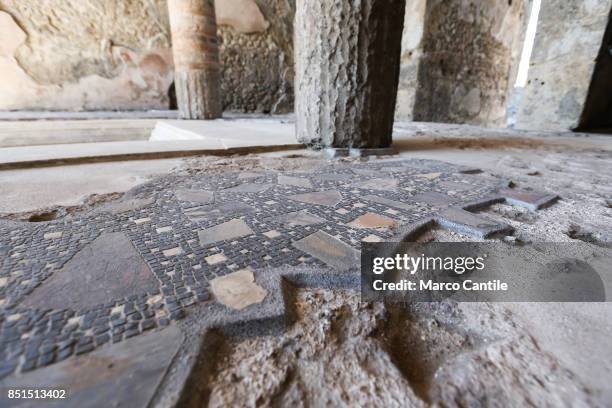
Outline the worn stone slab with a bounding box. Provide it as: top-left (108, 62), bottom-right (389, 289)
top-left (499, 189), bottom-right (560, 210)
top-left (184, 202), bottom-right (254, 222)
top-left (175, 189), bottom-right (214, 204)
top-left (210, 269), bottom-right (268, 310)
top-left (363, 194), bottom-right (414, 211)
top-left (293, 231), bottom-right (360, 271)
top-left (265, 210), bottom-right (325, 227)
top-left (347, 213), bottom-right (398, 230)
top-left (353, 178), bottom-right (399, 191)
top-left (436, 208), bottom-right (514, 239)
top-left (224, 183), bottom-right (272, 193)
top-left (100, 197), bottom-right (155, 214)
top-left (198, 219), bottom-right (254, 246)
top-left (0, 326), bottom-right (182, 408)
top-left (277, 175), bottom-right (313, 189)
top-left (289, 190), bottom-right (343, 207)
top-left (23, 232), bottom-right (157, 311)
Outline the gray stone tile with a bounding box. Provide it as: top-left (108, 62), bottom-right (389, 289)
top-left (175, 189), bottom-right (214, 204)
top-left (293, 231), bottom-right (360, 271)
top-left (436, 208), bottom-right (514, 238)
top-left (0, 327), bottom-right (182, 408)
top-left (185, 202), bottom-right (254, 222)
top-left (353, 178), bottom-right (399, 191)
top-left (289, 190), bottom-right (343, 207)
top-left (198, 219), bottom-right (254, 246)
top-left (23, 232), bottom-right (157, 311)
top-left (411, 191), bottom-right (454, 206)
top-left (265, 210), bottom-right (325, 227)
top-left (101, 197), bottom-right (155, 214)
top-left (277, 175), bottom-right (313, 188)
top-left (499, 188), bottom-right (560, 210)
top-left (363, 194), bottom-right (414, 211)
top-left (224, 183), bottom-right (272, 193)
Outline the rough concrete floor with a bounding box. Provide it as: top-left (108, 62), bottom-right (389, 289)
top-left (0, 159), bottom-right (183, 214)
top-left (1, 122), bottom-right (610, 406)
top-left (194, 140), bottom-right (612, 406)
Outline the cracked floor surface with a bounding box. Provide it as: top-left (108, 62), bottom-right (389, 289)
top-left (0, 123), bottom-right (611, 407)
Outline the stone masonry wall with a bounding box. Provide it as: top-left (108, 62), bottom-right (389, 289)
top-left (410, 0), bottom-right (527, 127)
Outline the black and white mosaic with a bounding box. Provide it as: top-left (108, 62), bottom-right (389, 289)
top-left (0, 158), bottom-right (557, 378)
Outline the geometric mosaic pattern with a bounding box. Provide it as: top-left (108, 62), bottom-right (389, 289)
top-left (0, 158), bottom-right (555, 379)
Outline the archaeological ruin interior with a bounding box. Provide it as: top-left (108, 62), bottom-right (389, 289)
top-left (0, 0), bottom-right (611, 407)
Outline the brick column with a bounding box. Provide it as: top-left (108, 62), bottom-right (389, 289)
top-left (168, 0), bottom-right (222, 119)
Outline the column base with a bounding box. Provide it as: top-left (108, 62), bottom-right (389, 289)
top-left (321, 147), bottom-right (398, 159)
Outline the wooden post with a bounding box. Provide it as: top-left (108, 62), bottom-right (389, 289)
top-left (295, 0), bottom-right (406, 149)
top-left (168, 0), bottom-right (222, 119)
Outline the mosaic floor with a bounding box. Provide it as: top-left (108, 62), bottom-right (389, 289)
top-left (0, 158), bottom-right (557, 380)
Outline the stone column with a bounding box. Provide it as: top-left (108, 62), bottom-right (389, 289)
top-left (168, 0), bottom-right (222, 119)
top-left (295, 0), bottom-right (406, 150)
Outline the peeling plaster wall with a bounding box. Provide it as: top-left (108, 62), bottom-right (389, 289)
top-left (411, 0), bottom-right (526, 127)
top-left (0, 0), bottom-right (294, 113)
top-left (0, 5), bottom-right (174, 111)
top-left (514, 0), bottom-right (612, 131)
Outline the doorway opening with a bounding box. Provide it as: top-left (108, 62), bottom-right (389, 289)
top-left (578, 8), bottom-right (612, 133)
